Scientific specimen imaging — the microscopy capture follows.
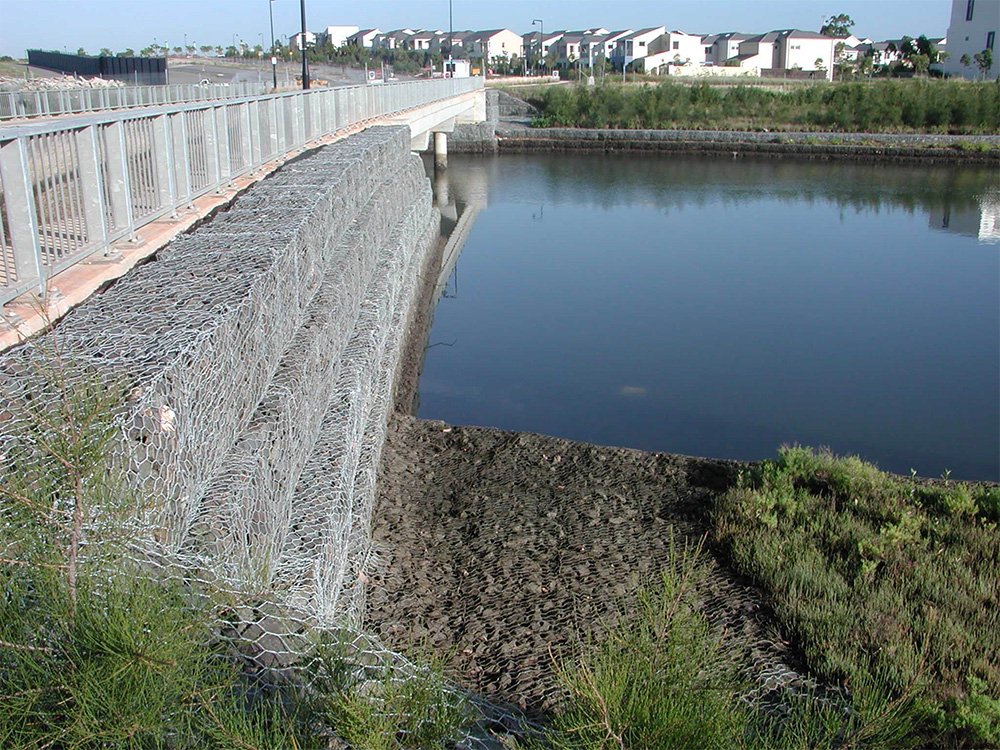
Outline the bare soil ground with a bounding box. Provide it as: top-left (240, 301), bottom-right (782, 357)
top-left (367, 414), bottom-right (806, 716)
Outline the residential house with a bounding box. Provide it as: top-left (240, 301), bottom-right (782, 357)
top-left (291, 31), bottom-right (317, 50)
top-left (405, 30), bottom-right (436, 51)
top-left (373, 29), bottom-right (415, 50)
top-left (594, 30), bottom-right (633, 62)
top-left (467, 29), bottom-right (523, 63)
top-left (317, 25), bottom-right (359, 48)
top-left (347, 29), bottom-right (381, 48)
top-left (660, 30), bottom-right (705, 67)
top-left (554, 34), bottom-right (585, 67)
top-left (733, 30), bottom-right (836, 79)
top-left (523, 31), bottom-right (564, 62)
top-left (612, 26), bottom-right (666, 70)
top-left (943, 0), bottom-right (997, 78)
top-left (862, 40), bottom-right (907, 67)
top-left (701, 32), bottom-right (752, 65)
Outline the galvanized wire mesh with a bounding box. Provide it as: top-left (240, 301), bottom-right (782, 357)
top-left (0, 125), bottom-right (524, 745)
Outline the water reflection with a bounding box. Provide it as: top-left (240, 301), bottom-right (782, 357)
top-left (421, 154), bottom-right (999, 481)
top-left (928, 188), bottom-right (1000, 243)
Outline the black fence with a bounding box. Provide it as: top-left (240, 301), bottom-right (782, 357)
top-left (27, 50), bottom-right (168, 85)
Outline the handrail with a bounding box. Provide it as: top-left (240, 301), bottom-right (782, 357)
top-left (0, 77), bottom-right (483, 305)
top-left (0, 81), bottom-right (268, 120)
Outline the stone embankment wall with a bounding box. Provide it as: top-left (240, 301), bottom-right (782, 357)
top-left (449, 89), bottom-right (998, 163)
top-left (0, 126), bottom-right (439, 629)
top-left (496, 124), bottom-right (1000, 163)
top-left (449, 90), bottom-right (538, 153)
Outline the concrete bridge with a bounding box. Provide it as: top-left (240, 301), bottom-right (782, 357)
top-left (0, 78), bottom-right (485, 341)
top-left (0, 79), bottom-right (491, 640)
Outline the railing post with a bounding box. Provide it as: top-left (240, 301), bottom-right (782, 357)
top-left (0, 137), bottom-right (45, 295)
top-left (103, 121), bottom-right (138, 242)
top-left (244, 100), bottom-right (259, 170)
top-left (170, 111), bottom-right (194, 209)
top-left (207, 106), bottom-right (227, 192)
top-left (74, 125), bottom-right (110, 251)
top-left (150, 114), bottom-right (179, 218)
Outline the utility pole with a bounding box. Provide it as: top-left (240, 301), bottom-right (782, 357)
top-left (300, 0), bottom-right (309, 89)
top-left (447, 0), bottom-right (453, 77)
top-left (268, 0), bottom-right (277, 89)
top-left (532, 18), bottom-right (543, 76)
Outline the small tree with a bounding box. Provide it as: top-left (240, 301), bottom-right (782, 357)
top-left (960, 52), bottom-right (972, 69)
top-left (820, 13), bottom-right (856, 37)
top-left (973, 49), bottom-right (993, 79)
top-left (911, 53), bottom-right (930, 75)
top-left (76, 47), bottom-right (87, 56)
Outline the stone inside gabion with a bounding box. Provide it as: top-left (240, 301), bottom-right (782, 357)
top-left (0, 126), bottom-right (525, 745)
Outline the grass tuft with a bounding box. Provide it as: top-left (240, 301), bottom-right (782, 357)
top-left (713, 446), bottom-right (1000, 747)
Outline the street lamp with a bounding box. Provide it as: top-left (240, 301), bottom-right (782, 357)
top-left (299, 0), bottom-right (309, 89)
top-left (268, 0), bottom-right (278, 89)
top-left (532, 18), bottom-right (543, 75)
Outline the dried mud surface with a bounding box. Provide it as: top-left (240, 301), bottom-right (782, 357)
top-left (368, 415), bottom-right (804, 715)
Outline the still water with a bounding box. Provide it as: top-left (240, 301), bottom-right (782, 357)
top-left (418, 154), bottom-right (999, 481)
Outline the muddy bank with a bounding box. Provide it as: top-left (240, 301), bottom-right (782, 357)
top-left (367, 415), bottom-right (805, 715)
top-left (494, 125), bottom-right (1000, 164)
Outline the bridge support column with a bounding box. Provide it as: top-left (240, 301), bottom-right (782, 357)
top-left (434, 131), bottom-right (448, 172)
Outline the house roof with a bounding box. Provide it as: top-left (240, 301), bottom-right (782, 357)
top-left (623, 27), bottom-right (666, 40)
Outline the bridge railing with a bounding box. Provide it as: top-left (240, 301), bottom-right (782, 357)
top-left (0, 81), bottom-right (268, 120)
top-left (0, 77), bottom-right (483, 305)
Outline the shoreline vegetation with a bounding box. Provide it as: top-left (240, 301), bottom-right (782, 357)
top-left (516, 79), bottom-right (1000, 136)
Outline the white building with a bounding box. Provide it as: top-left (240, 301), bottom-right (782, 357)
top-left (664, 30), bottom-right (706, 66)
top-left (468, 29), bottom-right (523, 63)
top-left (318, 25), bottom-right (359, 48)
top-left (291, 31), bottom-right (316, 50)
top-left (943, 0), bottom-right (998, 78)
top-left (734, 29), bottom-right (836, 79)
top-left (347, 29), bottom-right (381, 48)
top-left (612, 26), bottom-right (666, 70)
top-left (701, 32), bottom-right (752, 65)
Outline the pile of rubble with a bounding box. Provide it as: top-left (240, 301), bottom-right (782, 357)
top-left (0, 74), bottom-right (125, 92)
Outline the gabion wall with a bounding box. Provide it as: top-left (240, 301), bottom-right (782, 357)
top-left (0, 125), bottom-right (438, 630)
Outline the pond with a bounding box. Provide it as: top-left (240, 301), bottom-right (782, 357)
top-left (418, 153), bottom-right (999, 481)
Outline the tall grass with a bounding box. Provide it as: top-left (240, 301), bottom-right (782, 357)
top-left (529, 79), bottom-right (1000, 134)
top-left (713, 446), bottom-right (1000, 747)
top-left (532, 538), bottom-right (924, 750)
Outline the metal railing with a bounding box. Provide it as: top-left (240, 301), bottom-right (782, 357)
top-left (0, 81), bottom-right (268, 121)
top-left (0, 77), bottom-right (483, 305)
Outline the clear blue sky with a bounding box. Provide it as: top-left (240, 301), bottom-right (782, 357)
top-left (0, 0), bottom-right (953, 57)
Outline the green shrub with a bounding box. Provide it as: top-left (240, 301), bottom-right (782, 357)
top-left (713, 446), bottom-right (1000, 747)
top-left (531, 79), bottom-right (1000, 133)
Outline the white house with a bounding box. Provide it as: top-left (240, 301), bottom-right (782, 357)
top-left (664, 30), bottom-right (705, 66)
top-left (612, 26), bottom-right (666, 70)
top-left (468, 29), bottom-right (523, 63)
top-left (943, 0), bottom-right (998, 78)
top-left (406, 30), bottom-right (435, 51)
top-left (554, 34), bottom-right (585, 67)
top-left (701, 32), bottom-right (752, 65)
top-left (318, 25), bottom-right (359, 48)
top-left (734, 30), bottom-right (836, 79)
top-left (523, 30), bottom-right (564, 61)
top-left (374, 29), bottom-right (415, 50)
top-left (347, 29), bottom-right (380, 48)
top-left (291, 31), bottom-right (316, 50)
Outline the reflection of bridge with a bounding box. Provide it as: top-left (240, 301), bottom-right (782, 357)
top-left (0, 78), bottom-right (485, 334)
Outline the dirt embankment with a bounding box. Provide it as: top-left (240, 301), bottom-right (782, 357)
top-left (368, 414), bottom-right (807, 715)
